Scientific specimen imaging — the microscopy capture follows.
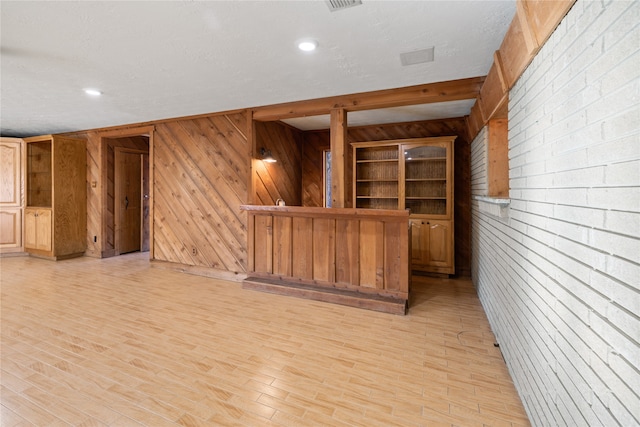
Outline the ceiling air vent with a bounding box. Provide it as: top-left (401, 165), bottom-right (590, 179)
top-left (326, 0), bottom-right (362, 12)
top-left (400, 47), bottom-right (435, 66)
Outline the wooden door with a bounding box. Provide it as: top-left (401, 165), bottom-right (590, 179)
top-left (410, 218), bottom-right (454, 273)
top-left (426, 220), bottom-right (452, 269)
top-left (115, 150), bottom-right (142, 255)
top-left (24, 208), bottom-right (51, 252)
top-left (24, 208), bottom-right (37, 249)
top-left (36, 209), bottom-right (52, 252)
top-left (0, 138), bottom-right (24, 253)
top-left (410, 219), bottom-right (427, 265)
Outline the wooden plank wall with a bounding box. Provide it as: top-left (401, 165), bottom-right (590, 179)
top-left (300, 117), bottom-right (472, 276)
top-left (152, 113), bottom-right (250, 274)
top-left (254, 121), bottom-right (303, 206)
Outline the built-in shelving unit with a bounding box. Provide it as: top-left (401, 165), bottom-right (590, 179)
top-left (24, 135), bottom-right (86, 260)
top-left (352, 136), bottom-right (456, 274)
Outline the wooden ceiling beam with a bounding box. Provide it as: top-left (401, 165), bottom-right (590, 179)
top-left (252, 77), bottom-right (485, 122)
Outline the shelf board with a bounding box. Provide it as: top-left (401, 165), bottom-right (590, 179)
top-left (405, 178), bottom-right (445, 182)
top-left (406, 197), bottom-right (447, 200)
top-left (356, 196), bottom-right (399, 199)
top-left (356, 159), bottom-right (398, 163)
top-left (356, 179), bottom-right (398, 183)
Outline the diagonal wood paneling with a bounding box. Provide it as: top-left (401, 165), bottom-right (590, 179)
top-left (302, 131), bottom-right (330, 208)
top-left (152, 112), bottom-right (250, 274)
top-left (253, 121), bottom-right (303, 206)
top-left (64, 131), bottom-right (102, 257)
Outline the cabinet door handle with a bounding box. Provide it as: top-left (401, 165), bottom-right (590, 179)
top-left (125, 196), bottom-right (129, 209)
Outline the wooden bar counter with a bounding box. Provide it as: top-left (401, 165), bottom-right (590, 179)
top-left (241, 205), bottom-right (411, 314)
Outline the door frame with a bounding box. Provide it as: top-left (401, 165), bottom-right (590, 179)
top-left (114, 147), bottom-right (146, 256)
top-left (98, 126), bottom-right (154, 259)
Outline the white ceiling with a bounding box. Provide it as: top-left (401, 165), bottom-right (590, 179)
top-left (0, 1), bottom-right (515, 137)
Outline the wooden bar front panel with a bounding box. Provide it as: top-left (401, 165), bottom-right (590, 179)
top-left (272, 215), bottom-right (292, 276)
top-left (312, 218), bottom-right (335, 283)
top-left (292, 217), bottom-right (313, 279)
top-left (335, 219), bottom-right (359, 286)
top-left (242, 206), bottom-right (410, 302)
top-left (359, 220), bottom-right (384, 289)
top-left (253, 215), bottom-right (272, 274)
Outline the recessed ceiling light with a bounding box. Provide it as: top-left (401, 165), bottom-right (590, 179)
top-left (298, 40), bottom-right (318, 52)
top-left (84, 88), bottom-right (102, 96)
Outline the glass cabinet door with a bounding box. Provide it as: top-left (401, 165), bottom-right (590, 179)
top-left (402, 143), bottom-right (449, 216)
top-left (26, 141), bottom-right (53, 208)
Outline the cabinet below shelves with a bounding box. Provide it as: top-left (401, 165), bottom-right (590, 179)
top-left (25, 208), bottom-right (52, 252)
top-left (411, 219), bottom-right (454, 274)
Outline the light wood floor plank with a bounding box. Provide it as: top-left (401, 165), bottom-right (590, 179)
top-left (1, 253), bottom-right (530, 426)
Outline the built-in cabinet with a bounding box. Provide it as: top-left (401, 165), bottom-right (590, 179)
top-left (410, 218), bottom-right (453, 271)
top-left (0, 138), bottom-right (24, 254)
top-left (24, 208), bottom-right (52, 251)
top-left (24, 135), bottom-right (86, 260)
top-left (353, 136), bottom-right (455, 274)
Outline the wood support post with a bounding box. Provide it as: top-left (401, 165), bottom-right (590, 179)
top-left (330, 108), bottom-right (349, 208)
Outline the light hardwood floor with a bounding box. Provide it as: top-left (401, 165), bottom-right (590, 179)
top-left (1, 253), bottom-right (530, 426)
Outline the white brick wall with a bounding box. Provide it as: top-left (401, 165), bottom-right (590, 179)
top-left (471, 1), bottom-right (640, 425)
top-left (470, 126), bottom-right (489, 196)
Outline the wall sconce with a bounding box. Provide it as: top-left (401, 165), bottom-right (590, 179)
top-left (260, 147), bottom-right (277, 163)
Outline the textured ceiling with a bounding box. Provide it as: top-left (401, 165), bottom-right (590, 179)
top-left (0, 1), bottom-right (515, 137)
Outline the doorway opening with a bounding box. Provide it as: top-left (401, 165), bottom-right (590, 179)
top-left (100, 131), bottom-right (151, 258)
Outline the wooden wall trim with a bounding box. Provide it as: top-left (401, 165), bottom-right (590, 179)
top-left (61, 110), bottom-right (248, 137)
top-left (148, 130), bottom-right (155, 259)
top-left (466, 0), bottom-right (576, 140)
top-left (151, 259), bottom-right (247, 282)
top-left (487, 119), bottom-right (509, 198)
top-left (253, 77), bottom-right (485, 121)
top-left (97, 125), bottom-right (155, 138)
top-left (248, 111), bottom-right (257, 205)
